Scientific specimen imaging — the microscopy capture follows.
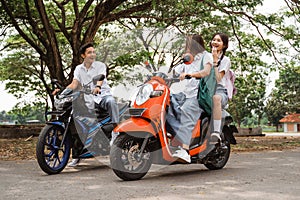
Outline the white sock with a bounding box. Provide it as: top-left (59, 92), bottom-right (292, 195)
top-left (213, 120), bottom-right (221, 133)
top-left (112, 131), bottom-right (119, 136)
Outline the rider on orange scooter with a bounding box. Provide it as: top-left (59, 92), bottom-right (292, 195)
top-left (170, 34), bottom-right (213, 163)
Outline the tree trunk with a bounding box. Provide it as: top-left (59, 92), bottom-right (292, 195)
top-left (258, 115), bottom-right (261, 127)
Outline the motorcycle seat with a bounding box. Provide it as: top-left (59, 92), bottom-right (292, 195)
top-left (95, 102), bottom-right (129, 122)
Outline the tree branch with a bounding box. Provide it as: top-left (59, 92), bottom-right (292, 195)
top-left (34, 0), bottom-right (64, 80)
top-left (206, 1), bottom-right (290, 67)
top-left (0, 0), bottom-right (45, 56)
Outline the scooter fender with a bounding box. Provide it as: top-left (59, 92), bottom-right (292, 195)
top-left (114, 118), bottom-right (157, 138)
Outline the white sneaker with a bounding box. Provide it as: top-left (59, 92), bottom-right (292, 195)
top-left (172, 146), bottom-right (191, 163)
top-left (67, 158), bottom-right (80, 167)
top-left (110, 132), bottom-right (119, 146)
top-left (210, 132), bottom-right (221, 144)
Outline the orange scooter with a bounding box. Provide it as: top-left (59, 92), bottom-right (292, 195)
top-left (110, 70), bottom-right (237, 181)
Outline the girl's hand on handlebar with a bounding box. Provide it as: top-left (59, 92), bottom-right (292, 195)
top-left (179, 73), bottom-right (188, 80)
top-left (179, 73), bottom-right (194, 80)
top-left (185, 74), bottom-right (192, 79)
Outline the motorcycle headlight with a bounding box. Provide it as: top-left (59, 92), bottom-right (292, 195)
top-left (54, 96), bottom-right (74, 110)
top-left (135, 83), bottom-right (153, 106)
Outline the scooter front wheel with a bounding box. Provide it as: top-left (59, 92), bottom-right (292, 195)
top-left (110, 134), bottom-right (152, 181)
top-left (36, 125), bottom-right (71, 174)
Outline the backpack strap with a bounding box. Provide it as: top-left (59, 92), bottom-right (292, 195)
top-left (197, 52), bottom-right (217, 115)
top-left (199, 51), bottom-right (206, 70)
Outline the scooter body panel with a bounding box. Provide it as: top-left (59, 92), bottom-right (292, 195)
top-left (115, 117), bottom-right (157, 137)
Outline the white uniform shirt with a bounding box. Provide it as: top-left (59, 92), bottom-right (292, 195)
top-left (216, 55), bottom-right (231, 87)
top-left (174, 51), bottom-right (213, 98)
top-left (73, 61), bottom-right (112, 109)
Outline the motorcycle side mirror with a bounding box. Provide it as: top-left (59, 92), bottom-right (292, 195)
top-left (51, 79), bottom-right (58, 84)
top-left (51, 79), bottom-right (64, 90)
top-left (92, 74), bottom-right (105, 85)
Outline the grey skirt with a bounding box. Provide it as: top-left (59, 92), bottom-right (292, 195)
top-left (215, 84), bottom-right (228, 108)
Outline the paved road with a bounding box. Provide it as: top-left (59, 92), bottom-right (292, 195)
top-left (1, 148), bottom-right (300, 200)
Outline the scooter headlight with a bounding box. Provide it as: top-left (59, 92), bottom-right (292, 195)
top-left (135, 83), bottom-right (153, 106)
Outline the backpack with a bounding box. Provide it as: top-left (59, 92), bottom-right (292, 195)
top-left (197, 53), bottom-right (217, 116)
top-left (225, 69), bottom-right (237, 100)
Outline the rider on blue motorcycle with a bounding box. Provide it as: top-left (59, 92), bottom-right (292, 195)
top-left (53, 42), bottom-right (119, 167)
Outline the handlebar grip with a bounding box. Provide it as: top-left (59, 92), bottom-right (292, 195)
top-left (185, 75), bottom-right (201, 80)
top-left (185, 75), bottom-right (192, 79)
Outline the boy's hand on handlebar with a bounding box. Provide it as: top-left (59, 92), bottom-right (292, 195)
top-left (93, 87), bottom-right (101, 95)
top-left (52, 88), bottom-right (61, 95)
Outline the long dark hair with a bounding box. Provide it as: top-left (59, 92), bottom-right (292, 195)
top-left (185, 34), bottom-right (205, 56)
top-left (210, 33), bottom-right (229, 66)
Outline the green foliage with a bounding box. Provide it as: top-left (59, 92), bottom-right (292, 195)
top-left (265, 91), bottom-right (286, 131)
top-left (0, 110), bottom-right (13, 123)
top-left (0, 47), bottom-right (44, 98)
top-left (2, 101), bottom-right (46, 124)
top-left (271, 65), bottom-right (300, 112)
top-left (265, 64), bottom-right (299, 130)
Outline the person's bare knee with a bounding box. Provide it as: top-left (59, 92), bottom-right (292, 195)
top-left (213, 94), bottom-right (222, 104)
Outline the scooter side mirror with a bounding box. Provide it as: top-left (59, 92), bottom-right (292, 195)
top-left (225, 116), bottom-right (233, 124)
top-left (92, 74), bottom-right (105, 85)
top-left (182, 53), bottom-right (194, 65)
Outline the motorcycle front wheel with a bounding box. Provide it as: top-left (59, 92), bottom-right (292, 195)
top-left (36, 125), bottom-right (71, 175)
top-left (110, 134), bottom-right (152, 181)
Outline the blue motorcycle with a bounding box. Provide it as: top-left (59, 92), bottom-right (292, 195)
top-left (36, 75), bottom-right (129, 174)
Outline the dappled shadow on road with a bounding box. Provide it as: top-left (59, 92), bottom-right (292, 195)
top-left (128, 165), bottom-right (247, 182)
top-left (36, 158), bottom-right (111, 176)
top-left (61, 164), bottom-right (110, 175)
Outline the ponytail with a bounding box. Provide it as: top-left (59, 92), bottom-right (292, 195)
top-left (217, 49), bottom-right (226, 67)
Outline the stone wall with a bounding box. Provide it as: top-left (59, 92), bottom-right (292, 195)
top-left (0, 124), bottom-right (264, 138)
top-left (0, 124), bottom-right (44, 139)
top-left (236, 126), bottom-right (264, 136)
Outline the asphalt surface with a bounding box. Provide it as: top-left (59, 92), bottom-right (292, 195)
top-left (1, 147), bottom-right (300, 200)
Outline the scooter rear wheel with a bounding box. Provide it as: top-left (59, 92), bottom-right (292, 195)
top-left (110, 134), bottom-right (152, 181)
top-left (204, 143), bottom-right (231, 170)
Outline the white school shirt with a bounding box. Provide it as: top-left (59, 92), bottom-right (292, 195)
top-left (73, 61), bottom-right (112, 109)
top-left (174, 51), bottom-right (213, 98)
top-left (215, 54), bottom-right (231, 87)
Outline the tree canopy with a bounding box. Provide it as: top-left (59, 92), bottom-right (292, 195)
top-left (0, 0), bottom-right (299, 126)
